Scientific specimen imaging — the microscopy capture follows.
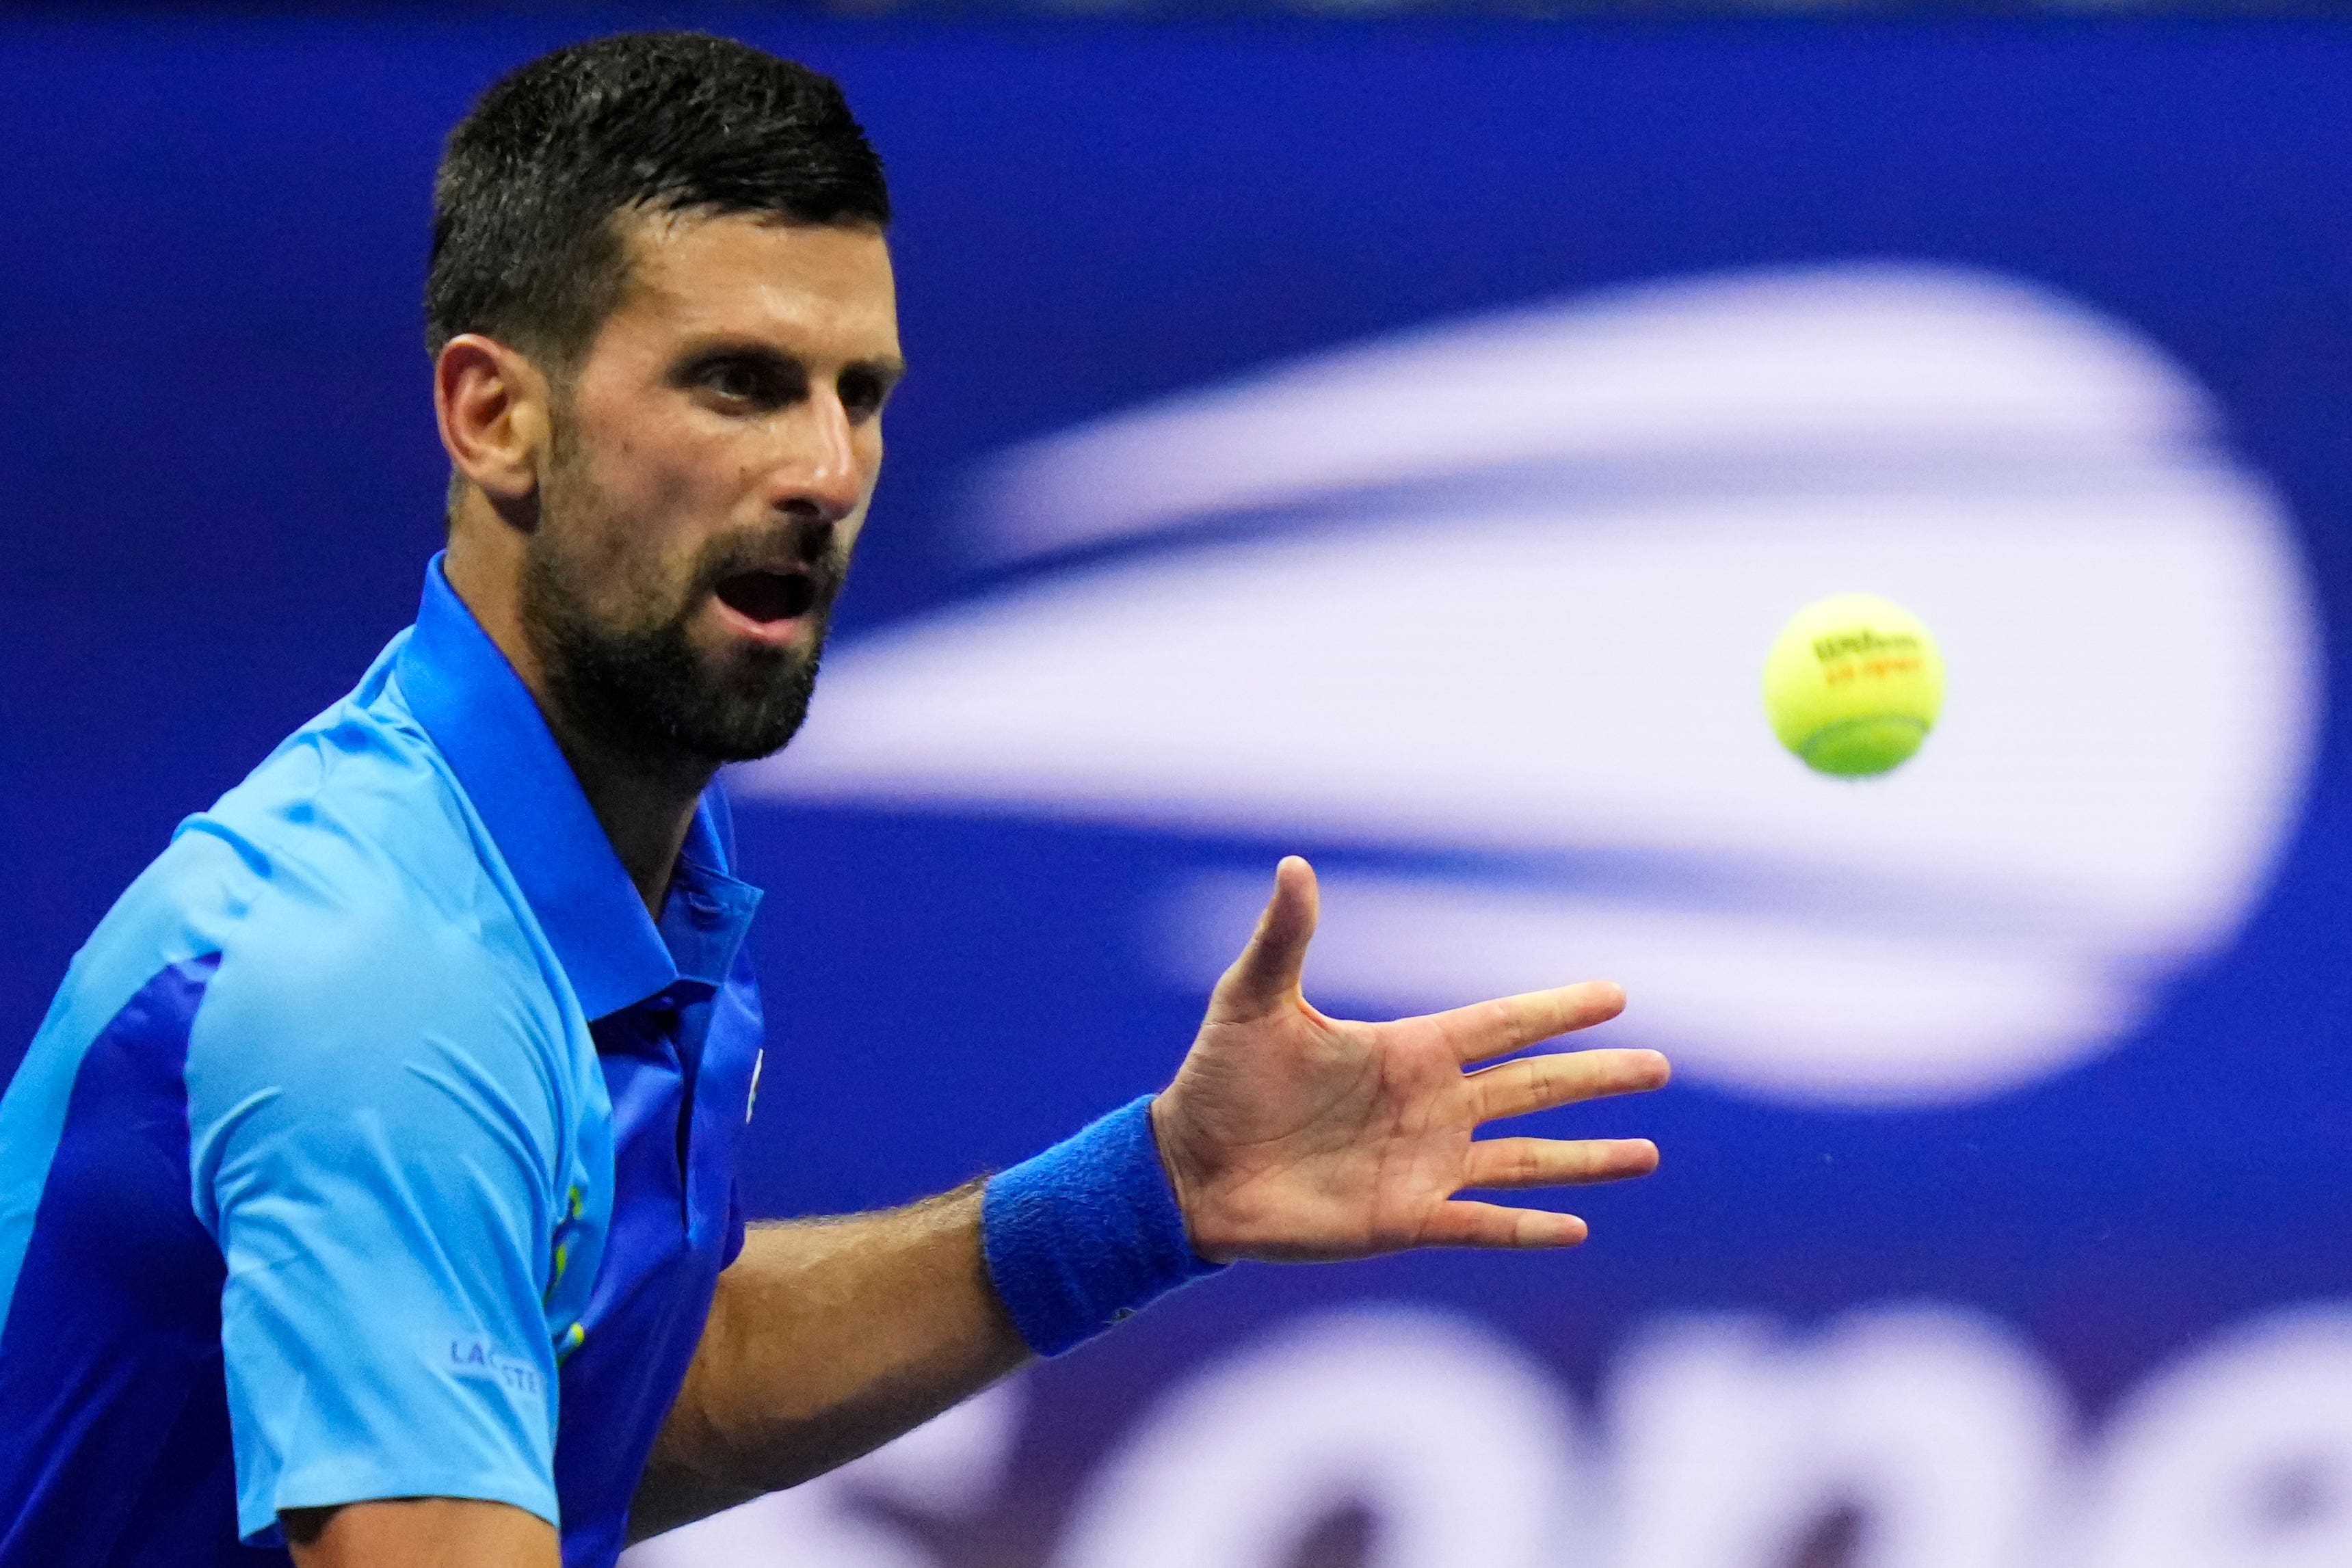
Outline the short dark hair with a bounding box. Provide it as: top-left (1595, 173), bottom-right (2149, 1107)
top-left (425, 31), bottom-right (889, 369)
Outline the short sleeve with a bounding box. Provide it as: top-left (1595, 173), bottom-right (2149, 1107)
top-left (186, 917), bottom-right (572, 1544)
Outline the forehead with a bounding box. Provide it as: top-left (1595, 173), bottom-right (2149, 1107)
top-left (598, 210), bottom-right (900, 362)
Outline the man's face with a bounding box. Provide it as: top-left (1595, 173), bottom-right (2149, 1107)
top-left (520, 211), bottom-right (901, 769)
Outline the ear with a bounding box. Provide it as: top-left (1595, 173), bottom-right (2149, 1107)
top-left (434, 334), bottom-right (554, 515)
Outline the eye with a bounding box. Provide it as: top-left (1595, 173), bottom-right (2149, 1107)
top-left (838, 368), bottom-right (893, 422)
top-left (685, 352), bottom-right (801, 412)
top-left (707, 361), bottom-right (765, 401)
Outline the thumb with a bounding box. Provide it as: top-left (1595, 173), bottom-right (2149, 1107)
top-left (1212, 856), bottom-right (1319, 1018)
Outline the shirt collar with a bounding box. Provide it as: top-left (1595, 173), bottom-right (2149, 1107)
top-left (660, 795), bottom-right (764, 995)
top-left (392, 555), bottom-right (762, 1020)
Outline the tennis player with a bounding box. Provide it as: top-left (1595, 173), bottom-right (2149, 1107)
top-left (0, 31), bottom-right (1667, 1568)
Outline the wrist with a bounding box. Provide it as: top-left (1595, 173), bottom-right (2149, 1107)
top-left (1147, 1089), bottom-right (1237, 1265)
top-left (981, 1097), bottom-right (1227, 1358)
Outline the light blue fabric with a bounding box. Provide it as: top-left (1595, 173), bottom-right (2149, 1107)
top-left (0, 557), bottom-right (768, 1565)
top-left (0, 606), bottom-right (616, 1545)
top-left (172, 630), bottom-right (613, 1541)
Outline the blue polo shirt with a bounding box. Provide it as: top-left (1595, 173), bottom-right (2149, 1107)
top-left (0, 559), bottom-right (765, 1568)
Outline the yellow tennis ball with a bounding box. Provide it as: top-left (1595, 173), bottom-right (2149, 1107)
top-left (1762, 593), bottom-right (1945, 778)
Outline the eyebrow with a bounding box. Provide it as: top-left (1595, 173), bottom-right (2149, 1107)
top-left (854, 353), bottom-right (909, 389)
top-left (674, 338), bottom-right (906, 385)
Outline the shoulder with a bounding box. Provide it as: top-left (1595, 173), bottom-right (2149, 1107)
top-left (168, 659), bottom-right (572, 1040)
top-left (25, 671), bottom-right (516, 1087)
top-left (172, 695), bottom-right (591, 1147)
top-left (192, 672), bottom-right (493, 925)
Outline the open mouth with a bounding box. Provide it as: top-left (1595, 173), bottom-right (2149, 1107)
top-left (713, 570), bottom-right (819, 626)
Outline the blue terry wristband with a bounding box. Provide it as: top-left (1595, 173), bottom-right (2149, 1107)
top-left (981, 1095), bottom-right (1228, 1357)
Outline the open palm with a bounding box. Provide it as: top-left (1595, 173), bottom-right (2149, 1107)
top-left (1151, 858), bottom-right (1669, 1262)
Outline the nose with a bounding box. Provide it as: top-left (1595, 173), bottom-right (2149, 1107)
top-left (774, 388), bottom-right (865, 525)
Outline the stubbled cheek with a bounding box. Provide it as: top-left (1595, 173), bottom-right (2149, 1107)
top-left (552, 467), bottom-right (699, 611)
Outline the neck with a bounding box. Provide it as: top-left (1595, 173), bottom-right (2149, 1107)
top-left (444, 514), bottom-right (711, 918)
top-left (543, 739), bottom-right (713, 919)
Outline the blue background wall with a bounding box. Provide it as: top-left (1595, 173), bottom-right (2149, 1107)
top-left (10, 15), bottom-right (2352, 1564)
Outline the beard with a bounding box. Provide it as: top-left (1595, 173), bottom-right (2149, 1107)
top-left (518, 462), bottom-right (838, 773)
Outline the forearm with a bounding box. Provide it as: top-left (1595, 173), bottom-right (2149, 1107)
top-left (284, 1499), bottom-right (557, 1568)
top-left (630, 1182), bottom-right (1029, 1539)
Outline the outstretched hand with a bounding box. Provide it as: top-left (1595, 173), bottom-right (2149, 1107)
top-left (1151, 857), bottom-right (1669, 1262)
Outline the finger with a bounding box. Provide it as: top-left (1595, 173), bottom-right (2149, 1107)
top-left (1462, 1137), bottom-right (1660, 1190)
top-left (1427, 981), bottom-right (1628, 1066)
top-left (1211, 856), bottom-right (1320, 1015)
top-left (1468, 1048), bottom-right (1671, 1124)
top-left (1417, 1200), bottom-right (1589, 1249)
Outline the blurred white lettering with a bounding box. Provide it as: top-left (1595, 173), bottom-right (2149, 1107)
top-left (1610, 1307), bottom-right (2067, 1568)
top-left (1050, 1309), bottom-right (1583, 1568)
top-left (624, 1305), bottom-right (2352, 1568)
top-left (2080, 1308), bottom-right (2352, 1568)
